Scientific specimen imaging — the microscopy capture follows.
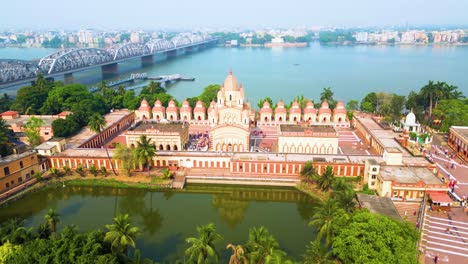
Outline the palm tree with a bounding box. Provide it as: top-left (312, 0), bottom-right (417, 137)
top-left (309, 199), bottom-right (341, 245)
top-left (104, 214), bottom-right (140, 257)
top-left (226, 244), bottom-right (247, 264)
top-left (185, 223), bottom-right (222, 264)
top-left (113, 143), bottom-right (136, 176)
top-left (303, 239), bottom-right (335, 264)
top-left (88, 113), bottom-right (117, 175)
top-left (421, 80), bottom-right (444, 118)
top-left (49, 167), bottom-right (59, 179)
top-left (245, 226), bottom-right (288, 264)
top-left (44, 208), bottom-right (60, 234)
top-left (315, 166), bottom-right (335, 191)
top-left (300, 161), bottom-right (316, 183)
top-left (36, 222), bottom-right (52, 239)
top-left (135, 135), bottom-right (157, 177)
top-left (334, 188), bottom-right (356, 213)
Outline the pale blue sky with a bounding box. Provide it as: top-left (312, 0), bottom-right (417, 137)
top-left (2, 0), bottom-right (467, 29)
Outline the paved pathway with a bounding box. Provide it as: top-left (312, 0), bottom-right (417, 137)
top-left (421, 209), bottom-right (468, 263)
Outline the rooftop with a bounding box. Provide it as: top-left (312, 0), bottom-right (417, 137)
top-left (451, 126), bottom-right (468, 141)
top-left (379, 166), bottom-right (442, 185)
top-left (356, 194), bottom-right (401, 220)
top-left (34, 142), bottom-right (57, 150)
top-left (0, 151), bottom-right (36, 167)
top-left (279, 125), bottom-right (337, 136)
top-left (67, 110), bottom-right (133, 148)
top-left (129, 121), bottom-right (189, 134)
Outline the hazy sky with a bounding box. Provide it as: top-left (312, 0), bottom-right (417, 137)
top-left (2, 0), bottom-right (468, 29)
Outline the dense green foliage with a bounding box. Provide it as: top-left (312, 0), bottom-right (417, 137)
top-left (432, 98), bottom-right (468, 132)
top-left (0, 119), bottom-right (13, 157)
top-left (0, 212), bottom-right (152, 264)
top-left (319, 31), bottom-right (356, 44)
top-left (134, 135), bottom-right (157, 177)
top-left (332, 211), bottom-right (419, 264)
top-left (23, 116), bottom-right (44, 146)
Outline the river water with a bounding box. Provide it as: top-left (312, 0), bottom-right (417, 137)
top-left (1, 44), bottom-right (467, 103)
top-left (0, 185), bottom-right (317, 262)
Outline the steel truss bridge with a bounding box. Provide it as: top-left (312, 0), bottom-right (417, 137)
top-left (0, 35), bottom-right (217, 89)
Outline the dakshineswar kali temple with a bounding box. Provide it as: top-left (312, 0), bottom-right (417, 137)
top-left (134, 71), bottom-right (347, 154)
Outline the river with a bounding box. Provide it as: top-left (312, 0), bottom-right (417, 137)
top-left (0, 44), bottom-right (467, 103)
top-left (0, 184), bottom-right (317, 262)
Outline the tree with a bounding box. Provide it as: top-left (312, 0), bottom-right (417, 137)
top-left (49, 167), bottom-right (59, 179)
top-left (23, 116), bottom-right (44, 146)
top-left (420, 80), bottom-right (441, 118)
top-left (300, 161), bottom-right (316, 183)
top-left (40, 84), bottom-right (95, 115)
top-left (432, 98), bottom-right (468, 132)
top-left (315, 166), bottom-right (335, 192)
top-left (257, 97), bottom-right (274, 110)
top-left (360, 92), bottom-right (378, 113)
top-left (123, 90), bottom-right (140, 110)
top-left (161, 168), bottom-right (173, 179)
top-left (309, 199), bottom-right (346, 245)
top-left (0, 119), bottom-right (12, 157)
top-left (345, 100), bottom-right (359, 111)
top-left (88, 113), bottom-right (117, 176)
top-left (199, 84), bottom-right (221, 108)
top-left (390, 94), bottom-right (406, 119)
top-left (44, 208), bottom-right (60, 234)
top-left (51, 116), bottom-right (81, 137)
top-left (245, 226), bottom-right (289, 263)
top-left (104, 214), bottom-right (140, 257)
top-left (0, 241), bottom-right (21, 264)
top-left (320, 88), bottom-right (336, 109)
top-left (185, 223), bottom-right (222, 264)
top-left (0, 93), bottom-right (12, 113)
top-left (35, 222), bottom-right (52, 239)
top-left (332, 210), bottom-right (419, 264)
top-left (135, 135), bottom-right (157, 177)
top-left (303, 239), bottom-right (335, 264)
top-left (11, 75), bottom-right (54, 114)
top-left (226, 244), bottom-right (247, 264)
top-left (113, 144), bottom-right (137, 176)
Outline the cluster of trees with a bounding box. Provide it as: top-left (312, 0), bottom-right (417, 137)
top-left (300, 161), bottom-right (420, 263)
top-left (113, 135), bottom-right (157, 177)
top-left (319, 31), bottom-right (356, 44)
top-left (357, 80), bottom-right (465, 131)
top-left (0, 119), bottom-right (15, 156)
top-left (0, 210), bottom-right (151, 264)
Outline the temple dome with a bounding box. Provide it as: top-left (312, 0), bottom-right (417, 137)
top-left (166, 99), bottom-right (178, 112)
top-left (180, 99), bottom-right (192, 112)
top-left (318, 100), bottom-right (332, 114)
top-left (405, 111), bottom-right (416, 125)
top-left (304, 100), bottom-right (317, 114)
top-left (152, 99), bottom-right (164, 111)
top-left (260, 101), bottom-right (273, 114)
top-left (275, 100), bottom-right (287, 114)
top-left (139, 98), bottom-right (151, 112)
top-left (194, 100), bottom-right (206, 113)
top-left (289, 100), bottom-right (301, 114)
top-left (223, 70), bottom-right (240, 91)
top-left (333, 100), bottom-right (347, 115)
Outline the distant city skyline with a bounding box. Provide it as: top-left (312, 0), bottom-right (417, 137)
top-left (2, 0), bottom-right (468, 30)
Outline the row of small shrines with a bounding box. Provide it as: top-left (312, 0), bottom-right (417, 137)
top-left (136, 98), bottom-right (349, 123)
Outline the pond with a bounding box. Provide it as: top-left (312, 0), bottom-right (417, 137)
top-left (0, 184), bottom-right (318, 262)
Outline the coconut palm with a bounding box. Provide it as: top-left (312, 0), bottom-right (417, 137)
top-left (300, 161), bottom-right (316, 183)
top-left (309, 199), bottom-right (341, 245)
top-left (334, 188), bottom-right (356, 213)
top-left (226, 244), bottom-right (247, 264)
top-left (113, 143), bottom-right (136, 176)
top-left (315, 166), bottom-right (336, 192)
top-left (44, 208), bottom-right (60, 234)
top-left (303, 239), bottom-right (335, 264)
top-left (104, 214), bottom-right (140, 256)
top-left (135, 135), bottom-right (157, 177)
top-left (36, 222), bottom-right (52, 239)
top-left (245, 226), bottom-right (288, 264)
top-left (185, 223), bottom-right (222, 264)
top-left (87, 113), bottom-right (117, 175)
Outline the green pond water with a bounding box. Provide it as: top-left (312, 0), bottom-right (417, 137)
top-left (0, 184), bottom-right (317, 262)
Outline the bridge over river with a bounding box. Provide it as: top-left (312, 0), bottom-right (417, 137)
top-left (0, 34), bottom-right (217, 89)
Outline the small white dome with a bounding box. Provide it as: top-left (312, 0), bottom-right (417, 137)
top-left (405, 111), bottom-right (416, 125)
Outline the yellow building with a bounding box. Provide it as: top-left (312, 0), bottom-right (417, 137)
top-left (1, 151), bottom-right (41, 193)
top-left (277, 125), bottom-right (338, 154)
top-left (126, 122), bottom-right (189, 151)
